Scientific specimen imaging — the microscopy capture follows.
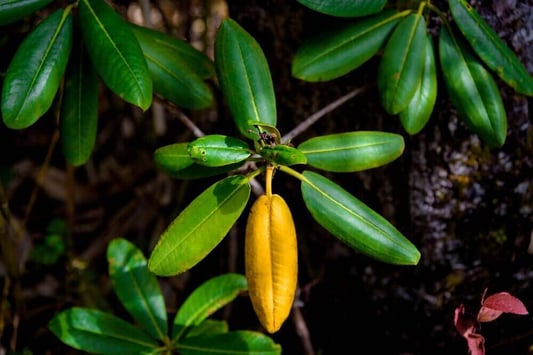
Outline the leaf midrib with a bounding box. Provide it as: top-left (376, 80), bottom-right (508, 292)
top-left (83, 0), bottom-right (145, 99)
top-left (14, 10), bottom-right (68, 122)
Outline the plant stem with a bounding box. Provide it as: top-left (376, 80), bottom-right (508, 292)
top-left (278, 165), bottom-right (307, 183)
top-left (292, 306), bottom-right (315, 355)
top-left (417, 1), bottom-right (427, 16)
top-left (265, 165), bottom-right (273, 197)
top-left (244, 165), bottom-right (266, 196)
top-left (282, 84), bottom-right (371, 144)
top-left (426, 2), bottom-right (448, 24)
top-left (22, 129), bottom-right (60, 230)
top-left (170, 107), bottom-right (205, 137)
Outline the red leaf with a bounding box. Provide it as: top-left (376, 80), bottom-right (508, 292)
top-left (477, 306), bottom-right (503, 323)
top-left (455, 304), bottom-right (477, 337)
top-left (466, 333), bottom-right (485, 355)
top-left (455, 304), bottom-right (485, 355)
top-left (482, 292), bottom-right (529, 315)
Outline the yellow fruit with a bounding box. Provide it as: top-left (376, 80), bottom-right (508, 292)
top-left (245, 193), bottom-right (298, 333)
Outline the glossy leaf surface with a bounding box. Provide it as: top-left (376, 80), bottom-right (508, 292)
top-left (292, 10), bottom-right (406, 82)
top-left (214, 18), bottom-right (276, 139)
top-left (187, 135), bottom-right (251, 167)
top-left (79, 0), bottom-right (152, 110)
top-left (60, 31), bottom-right (98, 166)
top-left (295, 0), bottom-right (386, 17)
top-left (399, 33), bottom-right (437, 135)
top-left (154, 143), bottom-right (196, 173)
top-left (166, 162), bottom-right (245, 180)
top-left (1, 8), bottom-right (72, 129)
top-left (48, 308), bottom-right (158, 354)
top-left (179, 331), bottom-right (281, 355)
top-left (141, 48), bottom-right (213, 109)
top-left (108, 238), bottom-right (168, 341)
top-left (154, 143), bottom-right (245, 180)
top-left (148, 175), bottom-right (251, 276)
top-left (298, 131), bottom-right (404, 172)
top-left (449, 0), bottom-right (533, 96)
top-left (260, 145), bottom-right (307, 166)
top-left (0, 0), bottom-right (52, 25)
top-left (131, 24), bottom-right (214, 79)
top-left (132, 24), bottom-right (213, 109)
top-left (439, 25), bottom-right (507, 147)
top-left (184, 319), bottom-right (228, 338)
top-left (173, 273), bottom-right (247, 338)
top-left (378, 13), bottom-right (426, 115)
top-left (301, 171), bottom-right (420, 265)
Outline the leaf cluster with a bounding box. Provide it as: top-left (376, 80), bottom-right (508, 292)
top-left (454, 290), bottom-right (529, 355)
top-left (0, 0), bottom-right (214, 166)
top-left (149, 18), bottom-right (421, 279)
top-left (292, 0), bottom-right (533, 147)
top-left (49, 238), bottom-right (281, 355)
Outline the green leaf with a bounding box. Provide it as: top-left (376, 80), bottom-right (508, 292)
top-left (130, 23), bottom-right (215, 79)
top-left (154, 142), bottom-right (196, 172)
top-left (449, 0), bottom-right (533, 96)
top-left (378, 13), bottom-right (426, 115)
top-left (214, 18), bottom-right (276, 140)
top-left (439, 25), bottom-right (507, 147)
top-left (260, 144), bottom-right (308, 166)
top-left (148, 175), bottom-right (251, 276)
top-left (154, 143), bottom-right (245, 180)
top-left (178, 331), bottom-right (281, 355)
top-left (295, 0), bottom-right (386, 17)
top-left (173, 273), bottom-right (247, 339)
top-left (1, 8), bottom-right (72, 129)
top-left (131, 24), bottom-right (214, 110)
top-left (184, 319), bottom-right (229, 338)
top-left (398, 33), bottom-right (438, 135)
top-left (0, 0), bottom-right (52, 25)
top-left (173, 319), bottom-right (229, 342)
top-left (107, 238), bottom-right (168, 342)
top-left (142, 49), bottom-right (213, 110)
top-left (60, 28), bottom-right (99, 166)
top-left (78, 0), bottom-right (152, 111)
top-left (48, 308), bottom-right (159, 354)
top-left (170, 163), bottom-right (247, 180)
top-left (297, 131), bottom-right (404, 172)
top-left (292, 10), bottom-right (406, 82)
top-left (301, 171), bottom-right (420, 265)
top-left (187, 135), bottom-right (251, 167)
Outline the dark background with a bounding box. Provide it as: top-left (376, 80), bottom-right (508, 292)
top-left (0, 1), bottom-right (532, 354)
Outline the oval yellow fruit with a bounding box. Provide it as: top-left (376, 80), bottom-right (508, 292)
top-left (245, 193), bottom-right (298, 333)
